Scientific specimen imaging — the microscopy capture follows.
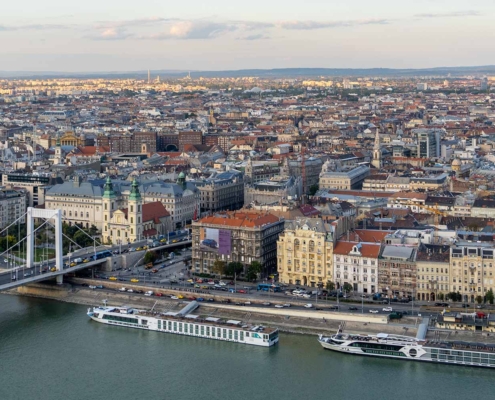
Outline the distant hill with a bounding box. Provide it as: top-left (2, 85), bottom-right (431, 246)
top-left (1, 66), bottom-right (495, 79)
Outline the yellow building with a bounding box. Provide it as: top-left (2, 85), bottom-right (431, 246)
top-left (277, 218), bottom-right (333, 287)
top-left (451, 244), bottom-right (495, 303)
top-left (416, 250), bottom-right (450, 302)
top-left (60, 131), bottom-right (85, 147)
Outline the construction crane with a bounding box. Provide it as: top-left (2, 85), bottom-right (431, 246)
top-left (401, 202), bottom-right (451, 238)
top-left (301, 146), bottom-right (306, 204)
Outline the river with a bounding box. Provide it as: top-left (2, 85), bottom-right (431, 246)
top-left (0, 295), bottom-right (493, 400)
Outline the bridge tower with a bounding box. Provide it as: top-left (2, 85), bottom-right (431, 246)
top-left (26, 207), bottom-right (64, 284)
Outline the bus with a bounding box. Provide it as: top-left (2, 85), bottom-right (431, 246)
top-left (90, 250), bottom-right (113, 261)
top-left (257, 283), bottom-right (281, 292)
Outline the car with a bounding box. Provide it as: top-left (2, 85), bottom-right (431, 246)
top-left (135, 290), bottom-right (144, 294)
top-left (50, 267), bottom-right (57, 272)
top-left (187, 279), bottom-right (194, 283)
top-left (207, 298), bottom-right (215, 302)
top-left (145, 291), bottom-right (154, 296)
top-left (348, 306), bottom-right (358, 311)
top-left (219, 281), bottom-right (227, 286)
top-left (130, 278), bottom-right (139, 283)
top-left (170, 280), bottom-right (178, 284)
top-left (303, 294), bottom-right (311, 298)
top-left (274, 304), bottom-right (285, 308)
top-left (155, 293), bottom-right (163, 297)
top-left (369, 309), bottom-right (379, 314)
top-left (177, 295), bottom-right (184, 299)
top-left (89, 285), bottom-right (97, 289)
top-left (244, 301), bottom-right (252, 305)
top-left (24, 271), bottom-right (33, 277)
top-left (151, 269), bottom-right (158, 273)
top-left (83, 259), bottom-right (90, 263)
top-left (194, 284), bottom-right (200, 288)
top-left (170, 296), bottom-right (179, 299)
top-left (109, 276), bottom-right (118, 281)
top-left (383, 307), bottom-right (393, 312)
top-left (304, 304), bottom-right (313, 308)
top-left (228, 281), bottom-right (234, 285)
top-left (200, 285), bottom-right (209, 289)
top-left (283, 303), bottom-right (291, 307)
top-left (262, 302), bottom-right (271, 306)
top-left (136, 247), bottom-right (143, 251)
top-left (187, 297), bottom-right (196, 300)
top-left (328, 305), bottom-right (339, 310)
top-left (197, 298), bottom-right (204, 302)
top-left (221, 299), bottom-right (231, 303)
top-left (238, 290), bottom-right (247, 294)
top-left (119, 287), bottom-right (127, 292)
top-left (127, 289), bottom-right (134, 293)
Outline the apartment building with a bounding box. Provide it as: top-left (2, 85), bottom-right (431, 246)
top-left (416, 249), bottom-right (450, 302)
top-left (378, 245), bottom-right (418, 299)
top-left (0, 189), bottom-right (27, 228)
top-left (277, 218), bottom-right (333, 287)
top-left (2, 172), bottom-right (63, 207)
top-left (191, 171), bottom-right (244, 213)
top-left (178, 131), bottom-right (202, 151)
top-left (192, 211), bottom-right (284, 277)
top-left (450, 243), bottom-right (495, 303)
top-left (333, 241), bottom-right (381, 294)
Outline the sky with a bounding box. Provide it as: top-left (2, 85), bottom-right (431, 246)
top-left (1, 0), bottom-right (495, 72)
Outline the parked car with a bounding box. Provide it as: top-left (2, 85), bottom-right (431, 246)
top-left (170, 296), bottom-right (179, 300)
top-left (348, 306), bottom-right (358, 311)
top-left (145, 291), bottom-right (154, 296)
top-left (127, 289), bottom-right (134, 293)
top-left (283, 303), bottom-right (291, 307)
top-left (329, 305), bottom-right (339, 310)
top-left (119, 287), bottom-right (127, 292)
top-left (262, 302), bottom-right (271, 306)
top-left (274, 304), bottom-right (284, 308)
top-left (89, 285), bottom-right (97, 289)
top-left (383, 307), bottom-right (393, 312)
top-left (369, 309), bottom-right (379, 314)
top-left (304, 304), bottom-right (313, 308)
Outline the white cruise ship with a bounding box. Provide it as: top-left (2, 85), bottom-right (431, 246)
top-left (318, 329), bottom-right (495, 368)
top-left (87, 301), bottom-right (279, 347)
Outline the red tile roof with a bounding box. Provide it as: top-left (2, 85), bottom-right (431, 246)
top-left (333, 241), bottom-right (381, 258)
top-left (198, 211), bottom-right (280, 228)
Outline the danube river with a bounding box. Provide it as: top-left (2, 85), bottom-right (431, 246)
top-left (0, 295), bottom-right (493, 400)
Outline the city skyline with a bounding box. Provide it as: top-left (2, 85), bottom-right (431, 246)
top-left (1, 0), bottom-right (495, 71)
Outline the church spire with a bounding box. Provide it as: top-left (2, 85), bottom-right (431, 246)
top-left (129, 178), bottom-right (141, 201)
top-left (371, 129), bottom-right (382, 169)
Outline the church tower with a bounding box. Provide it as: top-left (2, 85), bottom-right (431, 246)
top-left (102, 177), bottom-right (116, 242)
top-left (128, 178), bottom-right (142, 242)
top-left (371, 129), bottom-right (382, 169)
top-left (54, 134), bottom-right (62, 165)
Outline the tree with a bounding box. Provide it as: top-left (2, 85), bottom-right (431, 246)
top-left (326, 281), bottom-right (335, 291)
top-left (212, 260), bottom-right (226, 278)
top-left (246, 261), bottom-right (262, 281)
top-left (144, 251), bottom-right (156, 264)
top-left (486, 289), bottom-right (494, 305)
top-left (343, 283), bottom-right (353, 293)
top-left (476, 295), bottom-right (483, 305)
top-left (438, 293), bottom-right (445, 301)
top-left (309, 184), bottom-right (319, 196)
top-left (225, 262), bottom-right (243, 277)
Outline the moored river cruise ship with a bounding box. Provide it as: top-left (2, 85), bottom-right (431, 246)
top-left (87, 302), bottom-right (279, 347)
top-left (318, 330), bottom-right (495, 368)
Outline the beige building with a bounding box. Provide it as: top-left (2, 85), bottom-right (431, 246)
top-left (319, 165), bottom-right (370, 191)
top-left (416, 250), bottom-right (450, 302)
top-left (277, 218), bottom-right (334, 287)
top-left (0, 188), bottom-right (27, 229)
top-left (450, 244), bottom-right (495, 303)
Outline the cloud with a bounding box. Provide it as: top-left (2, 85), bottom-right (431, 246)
top-left (94, 17), bottom-right (177, 29)
top-left (278, 19), bottom-right (390, 30)
top-left (0, 24), bottom-right (69, 31)
top-left (89, 27), bottom-right (133, 40)
top-left (414, 10), bottom-right (481, 18)
top-left (141, 21), bottom-right (237, 40)
top-left (237, 33), bottom-right (270, 40)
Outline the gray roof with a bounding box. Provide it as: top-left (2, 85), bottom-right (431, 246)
top-left (46, 181), bottom-right (103, 198)
top-left (381, 246), bottom-right (415, 261)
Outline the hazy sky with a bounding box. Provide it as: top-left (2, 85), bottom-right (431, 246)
top-left (1, 0), bottom-right (495, 71)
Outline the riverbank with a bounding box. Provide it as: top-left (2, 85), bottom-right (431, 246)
top-left (8, 281), bottom-right (420, 337)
